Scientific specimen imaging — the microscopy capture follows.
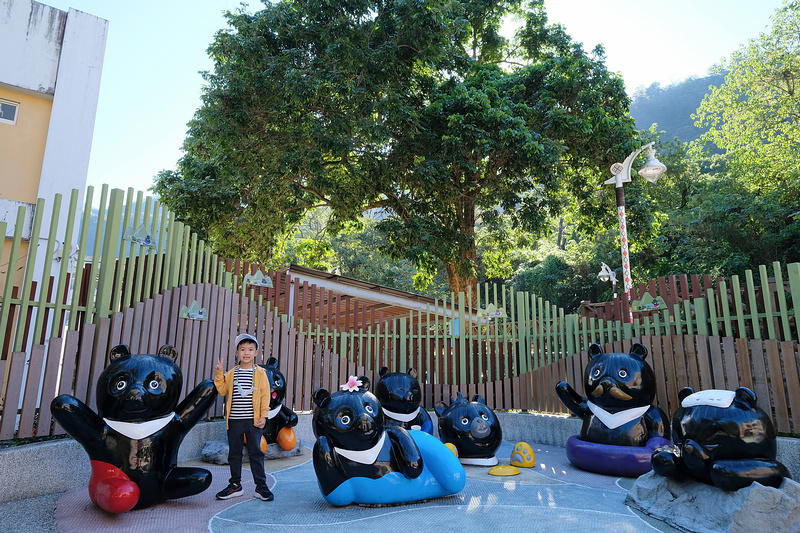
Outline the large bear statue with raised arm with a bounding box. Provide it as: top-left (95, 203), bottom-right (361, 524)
top-left (555, 342), bottom-right (670, 476)
top-left (51, 344), bottom-right (217, 513)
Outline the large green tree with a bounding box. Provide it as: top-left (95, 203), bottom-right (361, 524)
top-left (694, 0), bottom-right (800, 193)
top-left (154, 0), bottom-right (636, 293)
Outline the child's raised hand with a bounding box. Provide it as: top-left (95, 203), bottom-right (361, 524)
top-left (215, 357), bottom-right (223, 371)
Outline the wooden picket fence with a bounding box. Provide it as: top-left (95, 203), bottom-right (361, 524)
top-left (1, 187), bottom-right (799, 441)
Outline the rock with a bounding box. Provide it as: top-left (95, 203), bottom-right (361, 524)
top-left (202, 438), bottom-right (305, 465)
top-left (201, 440), bottom-right (230, 465)
top-left (626, 471), bottom-right (800, 533)
top-left (265, 439), bottom-right (304, 460)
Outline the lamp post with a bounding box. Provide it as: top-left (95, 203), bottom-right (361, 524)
top-left (597, 262), bottom-right (617, 299)
top-left (604, 141), bottom-right (666, 322)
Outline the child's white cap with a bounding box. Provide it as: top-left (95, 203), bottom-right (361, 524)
top-left (235, 333), bottom-right (259, 351)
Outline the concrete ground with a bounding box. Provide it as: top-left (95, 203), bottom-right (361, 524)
top-left (0, 440), bottom-right (681, 533)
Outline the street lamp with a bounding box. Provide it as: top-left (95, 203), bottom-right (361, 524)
top-left (597, 262), bottom-right (618, 299)
top-left (604, 141), bottom-right (666, 322)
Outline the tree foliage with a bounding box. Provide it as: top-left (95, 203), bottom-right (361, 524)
top-left (153, 0), bottom-right (637, 293)
top-left (694, 0), bottom-right (800, 194)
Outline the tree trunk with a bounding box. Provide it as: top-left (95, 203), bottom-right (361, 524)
top-left (443, 194), bottom-right (478, 295)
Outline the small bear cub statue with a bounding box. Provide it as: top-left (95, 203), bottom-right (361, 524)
top-left (311, 375), bottom-right (464, 506)
top-left (51, 344), bottom-right (217, 513)
top-left (652, 387), bottom-right (791, 491)
top-left (374, 366), bottom-right (433, 434)
top-left (435, 392), bottom-right (502, 466)
top-left (260, 356), bottom-right (298, 449)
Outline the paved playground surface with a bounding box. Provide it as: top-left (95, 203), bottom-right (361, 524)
top-left (1, 441), bottom-right (680, 533)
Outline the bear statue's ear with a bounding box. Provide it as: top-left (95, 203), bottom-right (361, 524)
top-left (359, 376), bottom-right (370, 391)
top-left (109, 344), bottom-right (130, 361)
top-left (434, 401), bottom-right (448, 416)
top-left (678, 387), bottom-right (695, 402)
top-left (379, 367), bottom-right (389, 378)
top-left (735, 387), bottom-right (757, 406)
top-left (158, 344), bottom-right (179, 361)
top-left (472, 394), bottom-right (486, 405)
top-left (266, 356), bottom-right (279, 368)
top-left (588, 343), bottom-right (603, 359)
top-left (408, 367), bottom-right (418, 379)
top-left (313, 388), bottom-right (330, 408)
top-left (630, 342), bottom-right (648, 359)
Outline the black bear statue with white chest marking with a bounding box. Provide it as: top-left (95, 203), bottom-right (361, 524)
top-left (51, 344), bottom-right (217, 513)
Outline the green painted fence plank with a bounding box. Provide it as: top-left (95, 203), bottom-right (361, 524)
top-left (14, 198), bottom-right (45, 351)
top-left (745, 270), bottom-right (761, 339)
top-left (32, 194), bottom-right (63, 344)
top-left (95, 189), bottom-right (124, 320)
top-left (772, 261), bottom-right (791, 340)
top-left (787, 263), bottom-right (800, 341)
top-left (760, 264), bottom-right (776, 340)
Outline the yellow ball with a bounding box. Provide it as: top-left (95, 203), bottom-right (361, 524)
top-left (510, 442), bottom-right (536, 468)
top-left (444, 442), bottom-right (459, 457)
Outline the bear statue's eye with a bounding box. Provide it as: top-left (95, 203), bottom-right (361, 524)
top-left (274, 379), bottom-right (281, 387)
top-left (592, 368), bottom-right (602, 378)
top-left (364, 404), bottom-right (374, 414)
top-left (148, 379), bottom-right (160, 390)
top-left (115, 380), bottom-right (127, 391)
top-left (340, 415), bottom-right (351, 425)
top-left (460, 417), bottom-right (470, 426)
top-left (618, 369), bottom-right (628, 379)
top-left (481, 413), bottom-right (489, 421)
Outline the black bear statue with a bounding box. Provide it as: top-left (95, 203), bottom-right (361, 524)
top-left (260, 356), bottom-right (298, 448)
top-left (311, 375), bottom-right (465, 506)
top-left (374, 366), bottom-right (433, 434)
top-left (435, 392), bottom-right (502, 466)
top-left (652, 387), bottom-right (791, 490)
top-left (555, 342), bottom-right (670, 476)
top-left (51, 344), bottom-right (217, 513)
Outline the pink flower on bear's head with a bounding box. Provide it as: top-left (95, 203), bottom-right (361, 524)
top-left (340, 376), bottom-right (363, 392)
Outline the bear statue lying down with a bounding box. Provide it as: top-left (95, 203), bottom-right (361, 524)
top-left (652, 387), bottom-right (791, 491)
top-left (312, 376), bottom-right (465, 506)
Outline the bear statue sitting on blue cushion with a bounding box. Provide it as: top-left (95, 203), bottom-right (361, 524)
top-left (652, 387), bottom-right (791, 491)
top-left (374, 366), bottom-right (433, 434)
top-left (311, 375), bottom-right (465, 506)
top-left (555, 342), bottom-right (670, 477)
top-left (260, 357), bottom-right (298, 446)
top-left (51, 344), bottom-right (217, 513)
top-left (435, 392), bottom-right (502, 466)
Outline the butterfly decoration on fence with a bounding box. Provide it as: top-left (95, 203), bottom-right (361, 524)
top-left (122, 224), bottom-right (154, 247)
top-left (243, 269), bottom-right (273, 288)
top-left (179, 300), bottom-right (208, 321)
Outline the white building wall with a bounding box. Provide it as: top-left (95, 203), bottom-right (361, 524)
top-left (0, 0), bottom-right (107, 278)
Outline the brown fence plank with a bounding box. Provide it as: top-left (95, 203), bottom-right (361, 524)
top-left (721, 336), bottom-right (738, 390)
top-left (695, 336), bottom-right (713, 390)
top-left (17, 346), bottom-right (45, 438)
top-left (765, 339), bottom-right (790, 433)
top-left (302, 337), bottom-right (314, 411)
top-left (88, 318), bottom-right (111, 412)
top-left (707, 337), bottom-right (725, 389)
top-left (780, 340), bottom-right (800, 434)
top-left (661, 335), bottom-right (679, 413)
top-left (735, 338), bottom-right (753, 390)
top-left (683, 335), bottom-right (701, 391)
top-left (0, 351), bottom-right (28, 438)
top-left (749, 340), bottom-right (772, 416)
top-left (671, 334), bottom-right (690, 391)
top-left (646, 336), bottom-right (670, 413)
top-left (292, 331), bottom-right (306, 411)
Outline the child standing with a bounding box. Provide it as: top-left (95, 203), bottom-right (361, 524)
top-left (214, 333), bottom-right (274, 501)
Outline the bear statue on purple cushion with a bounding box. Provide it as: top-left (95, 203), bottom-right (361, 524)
top-left (435, 392), bottom-right (502, 466)
top-left (260, 357), bottom-right (298, 446)
top-left (51, 344), bottom-right (217, 513)
top-left (374, 366), bottom-right (433, 434)
top-left (555, 342), bottom-right (670, 477)
top-left (652, 387), bottom-right (791, 491)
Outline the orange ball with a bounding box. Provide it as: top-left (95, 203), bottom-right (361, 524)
top-left (277, 426), bottom-right (297, 451)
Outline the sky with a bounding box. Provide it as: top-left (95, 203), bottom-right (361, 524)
top-left (41, 0), bottom-right (784, 198)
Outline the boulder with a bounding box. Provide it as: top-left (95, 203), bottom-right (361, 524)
top-left (626, 471), bottom-right (800, 533)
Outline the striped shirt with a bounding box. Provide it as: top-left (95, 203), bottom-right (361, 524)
top-left (230, 367), bottom-right (255, 420)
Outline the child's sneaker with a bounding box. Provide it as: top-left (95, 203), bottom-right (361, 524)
top-left (255, 485), bottom-right (274, 501)
top-left (215, 483), bottom-right (243, 500)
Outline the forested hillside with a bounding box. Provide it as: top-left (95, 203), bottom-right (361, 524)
top-left (629, 73), bottom-right (725, 142)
